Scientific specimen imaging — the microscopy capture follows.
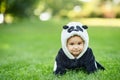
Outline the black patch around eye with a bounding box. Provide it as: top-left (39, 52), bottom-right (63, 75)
top-left (68, 26), bottom-right (74, 33)
top-left (82, 25), bottom-right (88, 29)
top-left (76, 26), bottom-right (83, 32)
top-left (63, 25), bottom-right (69, 29)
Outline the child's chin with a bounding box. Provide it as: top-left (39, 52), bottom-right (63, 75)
top-left (72, 53), bottom-right (80, 57)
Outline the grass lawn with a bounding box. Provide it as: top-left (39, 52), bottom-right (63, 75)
top-left (0, 19), bottom-right (120, 80)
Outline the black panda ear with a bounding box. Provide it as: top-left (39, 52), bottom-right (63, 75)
top-left (63, 25), bottom-right (69, 29)
top-left (82, 25), bottom-right (88, 29)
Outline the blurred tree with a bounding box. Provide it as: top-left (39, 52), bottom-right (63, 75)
top-left (1, 0), bottom-right (120, 23)
top-left (0, 0), bottom-right (37, 18)
top-left (0, 0), bottom-right (6, 13)
top-left (6, 0), bottom-right (37, 17)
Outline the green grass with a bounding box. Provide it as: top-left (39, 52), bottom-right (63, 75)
top-left (0, 19), bottom-right (120, 80)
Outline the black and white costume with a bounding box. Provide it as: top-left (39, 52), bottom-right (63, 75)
top-left (53, 22), bottom-right (105, 75)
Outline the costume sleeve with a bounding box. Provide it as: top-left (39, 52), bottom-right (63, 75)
top-left (53, 60), bottom-right (66, 75)
top-left (84, 48), bottom-right (98, 74)
top-left (53, 49), bottom-right (66, 75)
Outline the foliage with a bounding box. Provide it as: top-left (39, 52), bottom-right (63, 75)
top-left (2, 0), bottom-right (37, 17)
top-left (35, 0), bottom-right (120, 19)
top-left (43, 0), bottom-right (83, 15)
top-left (1, 0), bottom-right (120, 20)
top-left (0, 19), bottom-right (120, 80)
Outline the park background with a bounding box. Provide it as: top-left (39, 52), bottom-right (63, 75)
top-left (0, 0), bottom-right (120, 80)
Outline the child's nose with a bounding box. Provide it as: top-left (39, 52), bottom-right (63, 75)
top-left (74, 45), bottom-right (79, 48)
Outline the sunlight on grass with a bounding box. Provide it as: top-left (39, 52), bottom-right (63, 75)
top-left (76, 18), bottom-right (120, 27)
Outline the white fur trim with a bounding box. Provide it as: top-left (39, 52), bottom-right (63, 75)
top-left (53, 61), bottom-right (57, 71)
top-left (95, 61), bottom-right (98, 69)
top-left (61, 22), bottom-right (89, 59)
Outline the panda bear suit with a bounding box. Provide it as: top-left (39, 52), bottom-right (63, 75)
top-left (53, 22), bottom-right (105, 75)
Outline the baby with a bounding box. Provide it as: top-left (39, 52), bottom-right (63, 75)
top-left (53, 22), bottom-right (105, 75)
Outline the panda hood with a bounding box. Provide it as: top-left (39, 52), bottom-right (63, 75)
top-left (61, 22), bottom-right (89, 59)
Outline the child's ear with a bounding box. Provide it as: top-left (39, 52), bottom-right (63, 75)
top-left (63, 25), bottom-right (69, 29)
top-left (82, 25), bottom-right (88, 29)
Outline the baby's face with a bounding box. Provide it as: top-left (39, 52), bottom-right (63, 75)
top-left (67, 35), bottom-right (84, 57)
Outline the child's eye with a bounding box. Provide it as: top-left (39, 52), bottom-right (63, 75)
top-left (78, 42), bottom-right (81, 45)
top-left (70, 43), bottom-right (74, 45)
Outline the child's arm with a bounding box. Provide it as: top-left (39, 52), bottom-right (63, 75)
top-left (53, 49), bottom-right (66, 75)
top-left (53, 60), bottom-right (66, 75)
top-left (84, 48), bottom-right (98, 74)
